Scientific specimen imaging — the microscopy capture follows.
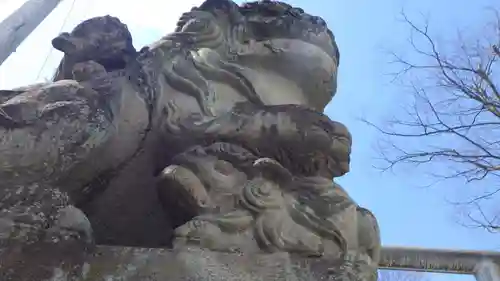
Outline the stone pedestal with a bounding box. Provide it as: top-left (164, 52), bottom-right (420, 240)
top-left (0, 244), bottom-right (366, 281)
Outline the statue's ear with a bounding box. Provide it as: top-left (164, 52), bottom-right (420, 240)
top-left (52, 32), bottom-right (77, 54)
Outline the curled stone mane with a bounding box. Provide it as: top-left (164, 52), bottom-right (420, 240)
top-left (149, 0), bottom-right (342, 119)
top-left (145, 6), bottom-right (261, 117)
top-left (198, 0), bottom-right (340, 65)
top-left (170, 153), bottom-right (350, 258)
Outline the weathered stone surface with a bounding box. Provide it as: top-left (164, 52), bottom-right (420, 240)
top-left (0, 0), bottom-right (380, 280)
top-left (0, 245), bottom-right (374, 281)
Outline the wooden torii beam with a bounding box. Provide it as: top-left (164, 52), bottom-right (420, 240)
top-left (380, 246), bottom-right (500, 281)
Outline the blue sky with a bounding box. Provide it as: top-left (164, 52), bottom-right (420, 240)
top-left (1, 0), bottom-right (499, 280)
top-left (310, 1), bottom-right (499, 279)
top-left (304, 0), bottom-right (499, 250)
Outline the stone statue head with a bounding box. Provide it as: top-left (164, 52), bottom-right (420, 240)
top-left (148, 0), bottom-right (340, 121)
top-left (205, 0), bottom-right (340, 110)
top-left (51, 16), bottom-right (137, 81)
top-left (0, 2), bottom-right (380, 280)
top-left (148, 5), bottom-right (380, 275)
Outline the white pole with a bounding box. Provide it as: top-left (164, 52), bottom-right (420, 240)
top-left (0, 0), bottom-right (63, 66)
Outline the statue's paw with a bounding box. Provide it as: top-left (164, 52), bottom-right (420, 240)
top-left (45, 206), bottom-right (93, 245)
top-left (0, 204), bottom-right (93, 246)
top-left (157, 164), bottom-right (212, 226)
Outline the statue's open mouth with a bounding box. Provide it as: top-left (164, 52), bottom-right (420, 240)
top-left (165, 103), bottom-right (351, 178)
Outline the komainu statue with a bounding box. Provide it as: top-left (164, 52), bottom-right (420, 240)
top-left (0, 0), bottom-right (380, 280)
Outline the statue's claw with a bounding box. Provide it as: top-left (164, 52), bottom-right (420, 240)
top-left (157, 165), bottom-right (212, 227)
top-left (47, 206), bottom-right (93, 244)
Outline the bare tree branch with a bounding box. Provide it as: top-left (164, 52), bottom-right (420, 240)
top-left (367, 7), bottom-right (500, 231)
